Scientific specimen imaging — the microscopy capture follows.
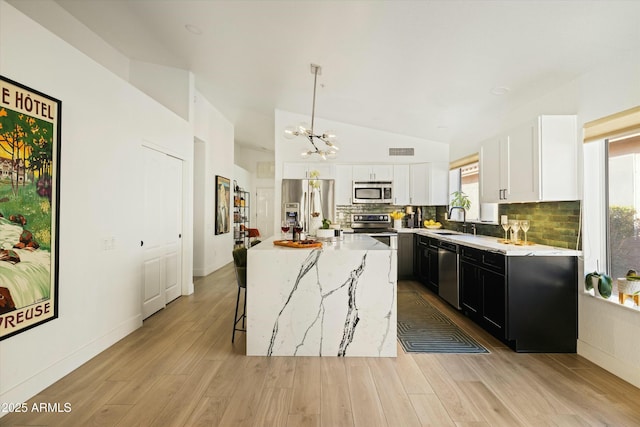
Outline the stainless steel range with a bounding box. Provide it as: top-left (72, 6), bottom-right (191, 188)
top-left (350, 214), bottom-right (398, 248)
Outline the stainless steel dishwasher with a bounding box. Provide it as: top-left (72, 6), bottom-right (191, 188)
top-left (438, 240), bottom-right (460, 309)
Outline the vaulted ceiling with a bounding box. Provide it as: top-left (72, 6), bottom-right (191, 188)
top-left (11, 1), bottom-right (640, 155)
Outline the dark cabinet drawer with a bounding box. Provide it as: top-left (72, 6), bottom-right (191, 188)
top-left (460, 246), bottom-right (482, 263)
top-left (482, 251), bottom-right (505, 274)
top-left (460, 245), bottom-right (505, 274)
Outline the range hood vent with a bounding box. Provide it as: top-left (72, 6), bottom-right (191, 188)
top-left (389, 147), bottom-right (414, 156)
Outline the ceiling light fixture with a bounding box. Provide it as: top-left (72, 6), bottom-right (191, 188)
top-left (284, 64), bottom-right (338, 160)
top-left (185, 24), bottom-right (202, 35)
top-left (490, 86), bottom-right (510, 96)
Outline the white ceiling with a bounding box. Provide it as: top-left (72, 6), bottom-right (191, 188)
top-left (16, 1), bottom-right (640, 154)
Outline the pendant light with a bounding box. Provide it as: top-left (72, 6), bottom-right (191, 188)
top-left (283, 64), bottom-right (338, 160)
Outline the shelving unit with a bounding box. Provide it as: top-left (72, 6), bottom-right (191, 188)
top-left (233, 189), bottom-right (250, 248)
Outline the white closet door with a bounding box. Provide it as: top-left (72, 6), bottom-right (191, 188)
top-left (164, 155), bottom-right (183, 303)
top-left (142, 147), bottom-right (183, 319)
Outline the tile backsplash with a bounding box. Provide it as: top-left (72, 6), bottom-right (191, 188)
top-left (335, 205), bottom-right (436, 228)
top-left (336, 201), bottom-right (581, 250)
top-left (436, 200), bottom-right (581, 250)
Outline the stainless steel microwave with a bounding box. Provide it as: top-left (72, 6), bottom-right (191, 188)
top-left (352, 181), bottom-right (393, 204)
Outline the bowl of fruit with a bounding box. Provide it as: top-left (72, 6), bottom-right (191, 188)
top-left (423, 219), bottom-right (442, 229)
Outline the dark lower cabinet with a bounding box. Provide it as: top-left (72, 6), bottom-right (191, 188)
top-left (459, 244), bottom-right (577, 353)
top-left (460, 259), bottom-right (481, 317)
top-left (414, 235), bottom-right (439, 294)
top-left (398, 233), bottom-right (414, 279)
top-left (427, 244), bottom-right (439, 292)
top-left (480, 268), bottom-right (506, 338)
top-left (460, 247), bottom-right (506, 339)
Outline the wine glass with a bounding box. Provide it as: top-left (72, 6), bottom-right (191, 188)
top-left (520, 220), bottom-right (530, 244)
top-left (510, 220), bottom-right (521, 243)
top-left (501, 217), bottom-right (510, 242)
top-left (293, 222), bottom-right (304, 241)
top-left (281, 220), bottom-right (290, 239)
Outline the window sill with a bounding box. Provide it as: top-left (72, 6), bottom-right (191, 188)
top-left (582, 290), bottom-right (640, 313)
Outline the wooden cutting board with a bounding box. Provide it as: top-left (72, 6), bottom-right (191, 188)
top-left (273, 239), bottom-right (323, 249)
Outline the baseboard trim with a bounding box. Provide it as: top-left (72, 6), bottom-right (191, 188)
top-left (577, 339), bottom-right (640, 388)
top-left (0, 314), bottom-right (142, 414)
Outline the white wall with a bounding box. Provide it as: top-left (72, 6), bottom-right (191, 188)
top-left (129, 60), bottom-right (192, 121)
top-left (235, 144), bottom-right (275, 237)
top-left (274, 109), bottom-right (450, 229)
top-left (0, 0), bottom-right (194, 407)
top-left (456, 49), bottom-right (640, 388)
top-left (192, 92), bottom-right (235, 277)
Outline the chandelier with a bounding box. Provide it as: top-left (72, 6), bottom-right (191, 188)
top-left (283, 64), bottom-right (339, 160)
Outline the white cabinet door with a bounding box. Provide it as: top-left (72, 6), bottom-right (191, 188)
top-left (283, 162), bottom-right (336, 179)
top-left (352, 164), bottom-right (393, 181)
top-left (480, 137), bottom-right (506, 203)
top-left (409, 163), bottom-right (430, 205)
top-left (313, 163), bottom-right (336, 179)
top-left (507, 122), bottom-right (539, 202)
top-left (352, 165), bottom-right (373, 181)
top-left (539, 115), bottom-right (578, 201)
top-left (429, 162), bottom-right (449, 205)
top-left (335, 164), bottom-right (353, 205)
top-left (282, 162), bottom-right (309, 179)
top-left (393, 165), bottom-right (410, 205)
top-left (480, 115), bottom-right (577, 204)
top-left (371, 165), bottom-right (393, 181)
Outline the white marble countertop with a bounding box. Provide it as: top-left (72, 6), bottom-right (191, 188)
top-left (394, 227), bottom-right (581, 256)
top-left (253, 234), bottom-right (393, 251)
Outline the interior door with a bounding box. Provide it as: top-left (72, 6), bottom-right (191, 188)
top-left (142, 147), bottom-right (183, 319)
top-left (164, 155), bottom-right (183, 303)
top-left (255, 187), bottom-right (274, 239)
top-left (142, 147), bottom-right (166, 318)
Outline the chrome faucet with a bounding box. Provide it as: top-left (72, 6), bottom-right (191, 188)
top-left (448, 206), bottom-right (466, 224)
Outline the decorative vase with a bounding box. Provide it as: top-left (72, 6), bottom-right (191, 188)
top-left (394, 219), bottom-right (402, 230)
top-left (592, 275), bottom-right (601, 297)
top-left (309, 216), bottom-right (323, 236)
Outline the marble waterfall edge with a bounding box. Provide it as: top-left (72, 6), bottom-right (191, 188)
top-left (247, 237), bottom-right (397, 357)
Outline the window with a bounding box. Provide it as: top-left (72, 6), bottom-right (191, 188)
top-left (607, 134), bottom-right (640, 281)
top-left (449, 158), bottom-right (497, 223)
top-left (460, 162), bottom-right (480, 221)
top-left (583, 105), bottom-right (640, 308)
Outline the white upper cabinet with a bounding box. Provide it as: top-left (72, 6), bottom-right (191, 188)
top-left (393, 165), bottom-right (411, 205)
top-left (479, 136), bottom-right (508, 203)
top-left (352, 164), bottom-right (393, 181)
top-left (480, 115), bottom-right (577, 203)
top-left (408, 162), bottom-right (448, 206)
top-left (282, 162), bottom-right (336, 180)
top-left (335, 164), bottom-right (353, 205)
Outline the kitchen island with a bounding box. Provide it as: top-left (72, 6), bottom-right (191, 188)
top-left (246, 235), bottom-right (397, 357)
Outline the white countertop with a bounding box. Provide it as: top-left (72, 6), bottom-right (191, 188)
top-left (252, 234), bottom-right (393, 252)
top-left (395, 227), bottom-right (581, 256)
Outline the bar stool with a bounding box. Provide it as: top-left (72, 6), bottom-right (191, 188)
top-left (232, 247), bottom-right (247, 343)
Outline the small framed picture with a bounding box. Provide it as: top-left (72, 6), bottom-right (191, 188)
top-left (215, 175), bottom-right (230, 235)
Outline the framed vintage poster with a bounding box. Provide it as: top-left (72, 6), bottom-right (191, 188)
top-left (215, 175), bottom-right (230, 235)
top-left (0, 76), bottom-right (61, 340)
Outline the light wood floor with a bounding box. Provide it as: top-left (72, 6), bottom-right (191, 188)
top-left (3, 263), bottom-right (640, 427)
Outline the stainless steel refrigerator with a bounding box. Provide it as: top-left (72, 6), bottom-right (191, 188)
top-left (282, 179), bottom-right (335, 233)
